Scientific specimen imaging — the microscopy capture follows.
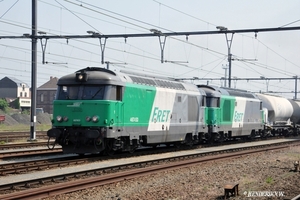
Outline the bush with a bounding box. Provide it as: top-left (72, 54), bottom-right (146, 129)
top-left (0, 99), bottom-right (9, 112)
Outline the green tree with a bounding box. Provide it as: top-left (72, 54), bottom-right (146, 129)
top-left (12, 98), bottom-right (20, 109)
top-left (0, 98), bottom-right (9, 111)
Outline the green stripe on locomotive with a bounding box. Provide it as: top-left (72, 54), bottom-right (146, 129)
top-left (206, 95), bottom-right (236, 126)
top-left (219, 95), bottom-right (236, 125)
top-left (122, 83), bottom-right (156, 127)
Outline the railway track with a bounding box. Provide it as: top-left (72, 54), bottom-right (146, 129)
top-left (0, 139), bottom-right (299, 199)
top-left (0, 137), bottom-right (290, 176)
top-left (0, 155), bottom-right (98, 176)
top-left (0, 141), bottom-right (55, 150)
top-left (0, 148), bottom-right (62, 159)
top-left (0, 131), bottom-right (47, 142)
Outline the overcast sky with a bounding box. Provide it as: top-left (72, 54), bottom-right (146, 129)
top-left (0, 0), bottom-right (300, 98)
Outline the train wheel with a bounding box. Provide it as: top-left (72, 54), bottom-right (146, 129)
top-left (184, 133), bottom-right (193, 147)
top-left (174, 142), bottom-right (181, 149)
top-left (105, 139), bottom-right (115, 156)
top-left (129, 147), bottom-right (136, 154)
top-left (105, 149), bottom-right (115, 156)
top-left (250, 130), bottom-right (256, 140)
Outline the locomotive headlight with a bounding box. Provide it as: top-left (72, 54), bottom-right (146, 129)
top-left (78, 74), bottom-right (83, 80)
top-left (56, 115), bottom-right (63, 122)
top-left (76, 72), bottom-right (88, 82)
top-left (86, 116), bottom-right (91, 122)
top-left (63, 116), bottom-right (68, 122)
top-left (92, 115), bottom-right (99, 123)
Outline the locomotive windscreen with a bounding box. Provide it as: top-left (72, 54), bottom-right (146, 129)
top-left (56, 85), bottom-right (105, 100)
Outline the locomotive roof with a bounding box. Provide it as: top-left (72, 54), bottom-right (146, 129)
top-left (58, 67), bottom-right (200, 92)
top-left (57, 67), bottom-right (125, 86)
top-left (198, 85), bottom-right (258, 99)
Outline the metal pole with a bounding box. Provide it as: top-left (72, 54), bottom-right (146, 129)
top-left (105, 61), bottom-right (109, 69)
top-left (222, 64), bottom-right (228, 87)
top-left (225, 33), bottom-right (234, 88)
top-left (30, 0), bottom-right (37, 141)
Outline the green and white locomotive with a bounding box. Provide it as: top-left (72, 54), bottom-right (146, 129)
top-left (198, 85), bottom-right (265, 141)
top-left (47, 67), bottom-right (208, 154)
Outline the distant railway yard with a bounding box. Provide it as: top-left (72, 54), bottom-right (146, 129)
top-left (0, 133), bottom-right (299, 200)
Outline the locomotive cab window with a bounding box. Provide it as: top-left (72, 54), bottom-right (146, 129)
top-left (206, 97), bottom-right (219, 107)
top-left (201, 97), bottom-right (206, 107)
top-left (56, 85), bottom-right (79, 100)
top-left (105, 85), bottom-right (123, 101)
top-left (82, 86), bottom-right (105, 100)
top-left (56, 85), bottom-right (106, 100)
top-left (260, 101), bottom-right (262, 110)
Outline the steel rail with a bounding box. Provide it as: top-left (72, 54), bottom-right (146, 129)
top-left (0, 148), bottom-right (62, 159)
top-left (0, 142), bottom-right (54, 150)
top-left (0, 156), bottom-right (85, 176)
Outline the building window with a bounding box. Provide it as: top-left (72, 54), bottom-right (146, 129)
top-left (41, 94), bottom-right (44, 102)
top-left (25, 92), bottom-right (27, 97)
top-left (20, 92), bottom-right (22, 97)
top-left (22, 84), bottom-right (25, 91)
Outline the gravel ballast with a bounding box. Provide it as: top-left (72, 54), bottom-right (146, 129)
top-left (45, 145), bottom-right (300, 200)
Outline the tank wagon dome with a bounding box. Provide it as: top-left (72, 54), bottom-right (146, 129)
top-left (256, 93), bottom-right (293, 124)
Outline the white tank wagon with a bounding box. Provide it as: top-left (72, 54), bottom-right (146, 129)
top-left (256, 93), bottom-right (293, 125)
top-left (288, 99), bottom-right (300, 125)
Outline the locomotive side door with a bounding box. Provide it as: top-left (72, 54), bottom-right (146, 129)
top-left (115, 86), bottom-right (124, 130)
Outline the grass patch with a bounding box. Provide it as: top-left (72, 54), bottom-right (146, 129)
top-left (265, 176), bottom-right (273, 184)
top-left (286, 152), bottom-right (300, 160)
top-left (0, 124), bottom-right (51, 132)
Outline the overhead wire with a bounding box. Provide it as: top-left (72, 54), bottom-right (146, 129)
top-left (279, 19), bottom-right (300, 28)
top-left (0, 0), bottom-right (19, 19)
top-left (71, 0), bottom-right (175, 33)
top-left (54, 0), bottom-right (103, 34)
top-left (0, 0), bottom-right (232, 78)
top-left (61, 0), bottom-right (230, 77)
top-left (151, 0), bottom-right (300, 79)
top-left (0, 0), bottom-right (300, 94)
top-left (152, 0), bottom-right (217, 27)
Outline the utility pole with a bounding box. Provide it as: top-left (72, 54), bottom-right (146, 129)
top-left (225, 33), bottom-right (234, 88)
top-left (217, 26), bottom-right (234, 88)
top-left (294, 76), bottom-right (298, 99)
top-left (29, 0), bottom-right (37, 141)
top-left (222, 64), bottom-right (228, 87)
